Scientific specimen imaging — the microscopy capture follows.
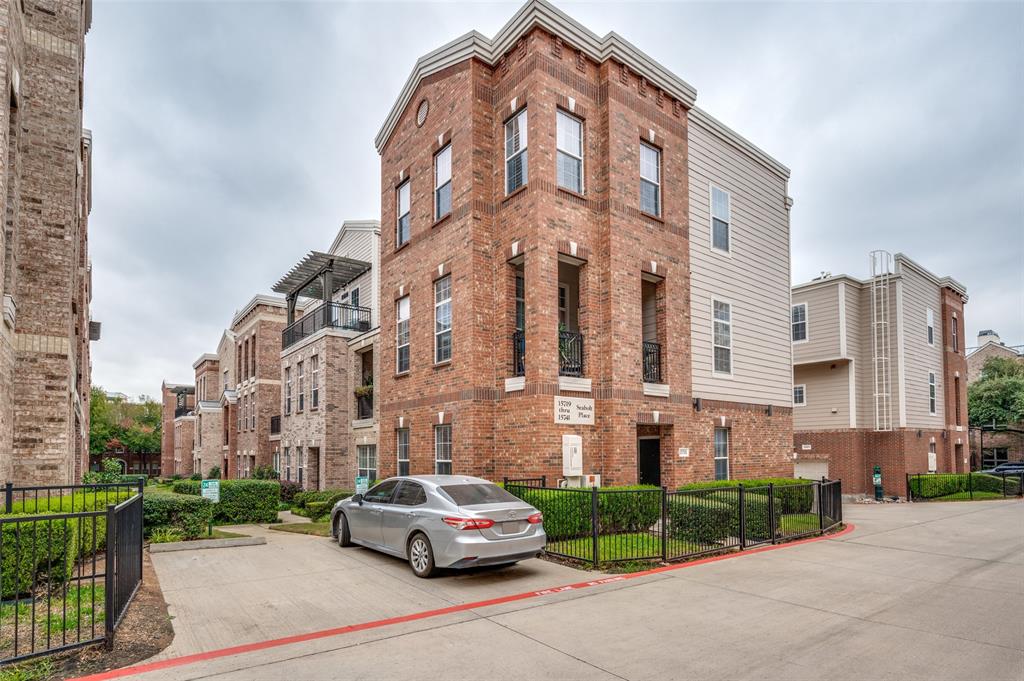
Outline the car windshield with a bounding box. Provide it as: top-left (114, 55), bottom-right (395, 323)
top-left (440, 484), bottom-right (519, 506)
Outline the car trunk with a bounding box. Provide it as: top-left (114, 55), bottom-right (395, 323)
top-left (460, 501), bottom-right (537, 540)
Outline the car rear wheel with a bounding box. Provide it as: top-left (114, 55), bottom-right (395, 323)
top-left (408, 533), bottom-right (436, 578)
top-left (336, 513), bottom-right (353, 547)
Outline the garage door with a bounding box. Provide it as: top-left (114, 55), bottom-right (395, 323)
top-left (794, 460), bottom-right (829, 480)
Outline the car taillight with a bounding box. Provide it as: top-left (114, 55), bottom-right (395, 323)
top-left (442, 517), bottom-right (495, 531)
top-left (527, 513), bottom-right (543, 525)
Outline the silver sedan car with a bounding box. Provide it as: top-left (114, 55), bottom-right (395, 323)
top-left (329, 475), bottom-right (546, 577)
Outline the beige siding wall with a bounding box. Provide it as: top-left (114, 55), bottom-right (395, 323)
top-left (794, 361), bottom-right (852, 430)
top-left (792, 282), bottom-right (841, 362)
top-left (688, 116), bottom-right (792, 407)
top-left (897, 260), bottom-right (945, 429)
top-left (331, 226), bottom-right (381, 329)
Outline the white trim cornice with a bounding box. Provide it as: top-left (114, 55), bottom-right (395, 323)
top-left (375, 0), bottom-right (698, 153)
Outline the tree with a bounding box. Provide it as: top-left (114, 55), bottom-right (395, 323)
top-left (968, 357), bottom-right (1024, 427)
top-left (89, 387), bottom-right (163, 454)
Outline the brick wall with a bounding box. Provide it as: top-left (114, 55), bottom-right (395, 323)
top-left (376, 26), bottom-right (792, 487)
top-left (231, 305), bottom-right (285, 477)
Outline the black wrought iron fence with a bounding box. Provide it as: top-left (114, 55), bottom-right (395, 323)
top-left (504, 478), bottom-right (843, 567)
top-left (906, 472), bottom-right (1023, 501)
top-left (0, 481), bottom-right (144, 664)
top-left (511, 331), bottom-right (525, 377)
top-left (642, 341), bottom-right (661, 383)
top-left (558, 331), bottom-right (584, 377)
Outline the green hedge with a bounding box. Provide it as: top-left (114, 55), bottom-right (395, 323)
top-left (172, 480), bottom-right (280, 523)
top-left (679, 478), bottom-right (815, 514)
top-left (596, 486), bottom-right (661, 533)
top-left (513, 488), bottom-right (590, 540)
top-left (909, 473), bottom-right (1019, 499)
top-left (0, 491), bottom-right (131, 599)
top-left (510, 485), bottom-right (662, 540)
top-left (306, 502), bottom-right (330, 521)
top-left (143, 492), bottom-right (212, 539)
top-left (667, 494), bottom-right (732, 544)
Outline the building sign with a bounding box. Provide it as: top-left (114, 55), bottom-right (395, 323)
top-left (201, 479), bottom-right (220, 503)
top-left (554, 396), bottom-right (594, 425)
top-left (355, 476), bottom-right (370, 495)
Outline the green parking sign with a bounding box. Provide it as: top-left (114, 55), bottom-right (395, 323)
top-left (201, 479), bottom-right (220, 503)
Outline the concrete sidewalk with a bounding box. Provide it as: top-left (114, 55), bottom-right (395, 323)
top-left (123, 500), bottom-right (1023, 681)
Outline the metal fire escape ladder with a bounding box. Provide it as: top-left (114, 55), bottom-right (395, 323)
top-left (870, 250), bottom-right (893, 432)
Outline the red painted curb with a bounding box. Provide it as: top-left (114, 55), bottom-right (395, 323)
top-left (72, 523), bottom-right (855, 680)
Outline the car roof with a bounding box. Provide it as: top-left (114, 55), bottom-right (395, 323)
top-left (383, 475), bottom-right (493, 489)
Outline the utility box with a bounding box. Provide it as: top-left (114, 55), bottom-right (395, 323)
top-left (562, 434), bottom-right (582, 477)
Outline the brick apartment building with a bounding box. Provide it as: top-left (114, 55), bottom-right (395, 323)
top-left (160, 382), bottom-right (194, 475)
top-left (373, 0), bottom-right (795, 488)
top-left (0, 0), bottom-right (99, 485)
top-left (966, 330), bottom-right (1023, 469)
top-left (191, 353), bottom-right (223, 477)
top-left (792, 252), bottom-right (969, 495)
top-left (273, 220), bottom-right (381, 490)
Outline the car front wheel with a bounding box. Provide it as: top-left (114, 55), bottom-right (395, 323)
top-left (336, 513), bottom-right (353, 547)
top-left (408, 533), bottom-right (436, 578)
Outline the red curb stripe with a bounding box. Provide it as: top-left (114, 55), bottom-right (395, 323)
top-left (73, 523), bottom-right (855, 680)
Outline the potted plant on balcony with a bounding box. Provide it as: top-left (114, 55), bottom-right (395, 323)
top-left (354, 381), bottom-right (373, 419)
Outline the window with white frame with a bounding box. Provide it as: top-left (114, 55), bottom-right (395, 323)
top-left (928, 372), bottom-right (936, 415)
top-left (351, 288), bottom-right (360, 310)
top-left (237, 396), bottom-right (243, 429)
top-left (792, 303), bottom-right (808, 342)
top-left (297, 361), bottom-right (305, 412)
top-left (434, 275), bottom-right (452, 363)
top-left (273, 450), bottom-right (280, 475)
top-left (714, 428), bottom-right (729, 480)
top-left (284, 367), bottom-right (292, 415)
top-left (284, 446), bottom-right (291, 481)
top-left (505, 109), bottom-right (528, 194)
top-left (556, 110), bottom-right (583, 193)
top-left (952, 312), bottom-right (959, 352)
top-left (434, 145), bottom-right (451, 219)
top-left (639, 142), bottom-right (661, 216)
top-left (794, 384), bottom-right (806, 406)
top-left (926, 308), bottom-right (934, 345)
top-left (712, 299), bottom-right (732, 374)
top-left (251, 394), bottom-right (256, 430)
top-left (435, 424), bottom-right (452, 475)
top-left (396, 180), bottom-right (410, 247)
top-left (357, 444), bottom-right (377, 482)
top-left (311, 355), bottom-right (319, 409)
top-left (396, 296), bottom-right (410, 373)
top-left (296, 446), bottom-right (304, 486)
top-left (397, 428), bottom-right (410, 477)
top-left (711, 185), bottom-right (731, 252)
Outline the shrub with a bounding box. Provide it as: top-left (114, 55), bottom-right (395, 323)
top-left (189, 473), bottom-right (202, 481)
top-left (207, 466), bottom-right (221, 480)
top-left (148, 527), bottom-right (184, 544)
top-left (735, 493), bottom-right (772, 542)
top-left (306, 502), bottom-right (330, 521)
top-left (514, 488), bottom-right (590, 540)
top-left (667, 494), bottom-right (732, 544)
top-left (293, 489), bottom-right (354, 511)
top-left (82, 458), bottom-right (124, 484)
top-left (679, 478), bottom-right (815, 514)
top-left (143, 492), bottom-right (212, 539)
top-left (909, 473), bottom-right (1019, 499)
top-left (279, 481), bottom-right (302, 504)
top-left (119, 474), bottom-right (148, 487)
top-left (252, 465), bottom-right (279, 480)
top-left (596, 486), bottom-right (661, 533)
top-left (173, 480), bottom-right (280, 524)
top-left (170, 474), bottom-right (183, 481)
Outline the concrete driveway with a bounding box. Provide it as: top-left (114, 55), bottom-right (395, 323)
top-left (108, 499), bottom-right (1022, 681)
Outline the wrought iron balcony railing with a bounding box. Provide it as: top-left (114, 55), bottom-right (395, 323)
top-left (282, 302), bottom-right (371, 349)
top-left (643, 341), bottom-right (662, 383)
top-left (558, 330), bottom-right (584, 377)
top-left (512, 330), bottom-right (525, 377)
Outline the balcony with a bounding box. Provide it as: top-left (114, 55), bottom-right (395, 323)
top-left (174, 405), bottom-right (191, 418)
top-left (512, 330), bottom-right (525, 377)
top-left (282, 302), bottom-right (371, 349)
top-left (558, 330), bottom-right (584, 377)
top-left (270, 415), bottom-right (281, 435)
top-left (643, 341), bottom-right (662, 383)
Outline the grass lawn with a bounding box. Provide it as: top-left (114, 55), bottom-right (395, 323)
top-left (934, 490), bottom-right (1004, 501)
top-left (269, 521), bottom-right (332, 537)
top-left (778, 513), bottom-right (821, 535)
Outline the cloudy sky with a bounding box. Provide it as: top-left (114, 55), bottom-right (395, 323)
top-left (84, 0), bottom-right (1023, 399)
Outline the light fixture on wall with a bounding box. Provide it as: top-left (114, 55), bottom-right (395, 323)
top-left (693, 398), bottom-right (702, 412)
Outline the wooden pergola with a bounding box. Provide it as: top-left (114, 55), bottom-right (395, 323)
top-left (272, 251), bottom-right (370, 325)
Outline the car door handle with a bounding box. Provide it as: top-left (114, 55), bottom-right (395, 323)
top-left (405, 511), bottom-right (418, 517)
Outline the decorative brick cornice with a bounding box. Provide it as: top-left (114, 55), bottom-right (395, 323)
top-left (557, 239), bottom-right (589, 261)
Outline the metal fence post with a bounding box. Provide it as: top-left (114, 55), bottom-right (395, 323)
top-left (905, 473), bottom-right (912, 502)
top-left (137, 480), bottom-right (145, 585)
top-left (660, 487), bottom-right (668, 563)
top-left (4, 481), bottom-right (11, 513)
top-left (817, 481), bottom-right (825, 532)
top-left (738, 484), bottom-right (746, 550)
top-left (590, 487), bottom-right (600, 568)
top-left (1002, 473), bottom-right (1007, 498)
top-left (768, 483), bottom-right (777, 545)
top-left (541, 475), bottom-right (547, 488)
top-left (968, 472), bottom-right (974, 500)
top-left (105, 503), bottom-right (117, 649)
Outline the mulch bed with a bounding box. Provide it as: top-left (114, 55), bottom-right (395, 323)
top-left (48, 548), bottom-right (173, 680)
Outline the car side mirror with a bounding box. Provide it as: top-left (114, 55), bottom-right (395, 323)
top-left (352, 494), bottom-right (363, 505)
